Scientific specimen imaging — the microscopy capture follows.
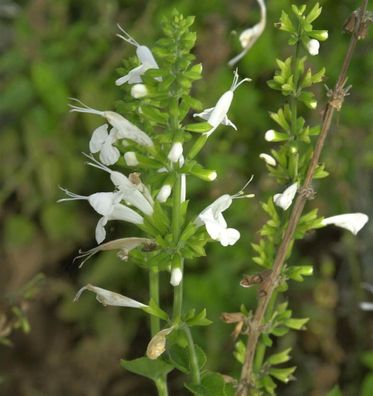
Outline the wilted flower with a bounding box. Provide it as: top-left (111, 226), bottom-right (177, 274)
top-left (322, 213), bottom-right (368, 235)
top-left (74, 237), bottom-right (157, 267)
top-left (229, 0), bottom-right (267, 66)
top-left (115, 25), bottom-right (159, 86)
top-left (259, 153), bottom-right (276, 166)
top-left (273, 183), bottom-right (298, 210)
top-left (69, 99), bottom-right (154, 147)
top-left (146, 327), bottom-right (173, 360)
top-left (195, 179), bottom-right (254, 246)
top-left (194, 70), bottom-right (251, 137)
top-left (74, 284), bottom-right (148, 308)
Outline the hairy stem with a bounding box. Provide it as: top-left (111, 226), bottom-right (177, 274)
top-left (236, 2), bottom-right (369, 395)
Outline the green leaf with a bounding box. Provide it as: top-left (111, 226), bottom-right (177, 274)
top-left (284, 317), bottom-right (309, 330)
top-left (143, 299), bottom-right (169, 321)
top-left (186, 308), bottom-right (212, 327)
top-left (120, 357), bottom-right (174, 381)
top-left (185, 372), bottom-right (226, 396)
top-left (362, 374), bottom-right (373, 396)
top-left (325, 385), bottom-right (342, 396)
top-left (269, 366), bottom-right (296, 383)
top-left (168, 343), bottom-right (207, 374)
top-left (305, 3), bottom-right (322, 24)
top-left (287, 265), bottom-right (313, 282)
top-left (267, 348), bottom-right (292, 365)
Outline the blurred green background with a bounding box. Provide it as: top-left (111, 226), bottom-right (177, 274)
top-left (0, 0), bottom-right (372, 395)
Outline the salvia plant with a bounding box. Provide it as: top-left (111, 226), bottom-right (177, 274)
top-left (59, 2), bottom-right (370, 396)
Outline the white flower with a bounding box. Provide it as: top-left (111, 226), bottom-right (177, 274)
top-left (360, 302), bottom-right (373, 311)
top-left (170, 268), bottom-right (183, 287)
top-left (58, 188), bottom-right (143, 244)
top-left (124, 151), bottom-right (139, 166)
top-left (157, 184), bottom-right (172, 203)
top-left (306, 39), bottom-right (320, 56)
top-left (322, 213), bottom-right (368, 235)
top-left (168, 142), bottom-right (183, 163)
top-left (131, 84), bottom-right (148, 98)
top-left (259, 153), bottom-right (276, 166)
top-left (69, 99), bottom-right (153, 147)
top-left (193, 70), bottom-right (251, 137)
top-left (180, 173), bottom-right (186, 203)
top-left (229, 0), bottom-right (267, 66)
top-left (74, 237), bottom-right (157, 267)
top-left (85, 154), bottom-right (153, 216)
top-left (115, 25), bottom-right (159, 86)
top-left (273, 183), bottom-right (298, 211)
top-left (74, 284), bottom-right (148, 309)
top-left (89, 124), bottom-right (121, 165)
top-left (195, 179), bottom-right (254, 246)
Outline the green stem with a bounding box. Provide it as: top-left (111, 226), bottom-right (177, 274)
top-left (183, 325), bottom-right (201, 385)
top-left (149, 267), bottom-right (160, 336)
top-left (172, 173), bottom-right (183, 321)
top-left (155, 378), bottom-right (169, 396)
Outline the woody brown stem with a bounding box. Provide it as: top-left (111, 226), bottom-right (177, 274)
top-left (236, 1), bottom-right (369, 395)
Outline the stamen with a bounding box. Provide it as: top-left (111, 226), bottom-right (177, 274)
top-left (68, 98), bottom-right (104, 116)
top-left (230, 69), bottom-right (252, 91)
top-left (117, 24), bottom-right (140, 47)
top-left (57, 187), bottom-right (87, 202)
top-left (82, 152), bottom-right (112, 174)
top-left (73, 247), bottom-right (100, 268)
top-left (232, 175), bottom-right (254, 198)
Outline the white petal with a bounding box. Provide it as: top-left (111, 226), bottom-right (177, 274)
top-left (207, 91), bottom-right (233, 128)
top-left (204, 218), bottom-right (226, 240)
top-left (88, 192), bottom-right (117, 216)
top-left (74, 284), bottom-right (147, 308)
top-left (136, 45), bottom-right (159, 68)
top-left (99, 140), bottom-right (120, 165)
top-left (104, 111), bottom-right (153, 147)
top-left (273, 183), bottom-right (298, 211)
top-left (221, 115), bottom-right (237, 130)
top-left (95, 217), bottom-right (108, 244)
top-left (193, 107), bottom-right (214, 121)
top-left (219, 228), bottom-right (241, 246)
top-left (180, 173), bottom-right (186, 203)
top-left (307, 39), bottom-right (320, 56)
top-left (322, 213), bottom-right (368, 235)
top-left (170, 268), bottom-right (183, 287)
top-left (115, 64), bottom-right (146, 86)
top-left (110, 204), bottom-right (144, 224)
top-left (89, 124), bottom-right (109, 153)
top-left (259, 153), bottom-right (277, 166)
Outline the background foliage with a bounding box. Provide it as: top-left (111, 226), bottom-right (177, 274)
top-left (0, 0), bottom-right (372, 395)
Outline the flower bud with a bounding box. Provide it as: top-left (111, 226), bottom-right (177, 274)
top-left (265, 130), bottom-right (288, 142)
top-left (259, 153), bottom-right (276, 166)
top-left (306, 39), bottom-right (320, 56)
top-left (168, 142), bottom-right (183, 163)
top-left (130, 84), bottom-right (148, 98)
top-left (190, 166), bottom-right (217, 182)
top-left (170, 267), bottom-right (183, 287)
top-left (124, 152), bottom-right (139, 166)
top-left (156, 184), bottom-right (172, 203)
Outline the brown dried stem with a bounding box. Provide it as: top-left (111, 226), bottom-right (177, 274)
top-left (236, 1), bottom-right (369, 395)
